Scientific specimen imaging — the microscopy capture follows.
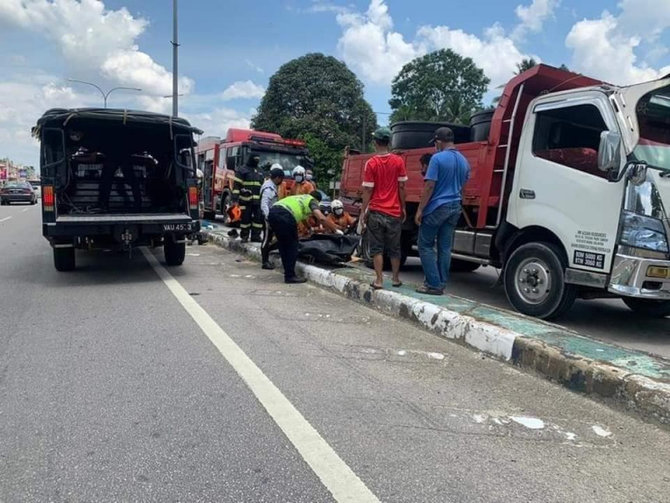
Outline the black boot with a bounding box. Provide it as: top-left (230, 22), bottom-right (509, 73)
top-left (285, 276), bottom-right (307, 284)
top-left (262, 261), bottom-right (275, 270)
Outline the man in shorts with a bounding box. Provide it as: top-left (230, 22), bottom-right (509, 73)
top-left (361, 127), bottom-right (407, 290)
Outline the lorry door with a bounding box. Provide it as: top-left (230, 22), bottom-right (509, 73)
top-left (507, 94), bottom-right (624, 274)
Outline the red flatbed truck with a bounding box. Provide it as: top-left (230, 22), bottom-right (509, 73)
top-left (340, 64), bottom-right (670, 319)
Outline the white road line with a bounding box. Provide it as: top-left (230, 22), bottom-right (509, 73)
top-left (141, 247), bottom-right (380, 503)
top-left (21, 207), bottom-right (32, 212)
top-left (0, 216), bottom-right (11, 223)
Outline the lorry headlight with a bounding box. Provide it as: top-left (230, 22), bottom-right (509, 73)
top-left (620, 211), bottom-right (669, 253)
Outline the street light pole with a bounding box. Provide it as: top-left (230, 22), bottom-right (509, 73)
top-left (172, 0), bottom-right (179, 117)
top-left (67, 79), bottom-right (142, 108)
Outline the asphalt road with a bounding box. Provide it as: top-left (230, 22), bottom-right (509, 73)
top-left (2, 203), bottom-right (670, 502)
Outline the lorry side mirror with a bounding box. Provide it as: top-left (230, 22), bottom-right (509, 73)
top-left (597, 131), bottom-right (622, 173)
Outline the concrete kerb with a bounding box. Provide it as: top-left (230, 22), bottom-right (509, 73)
top-left (202, 230), bottom-right (670, 425)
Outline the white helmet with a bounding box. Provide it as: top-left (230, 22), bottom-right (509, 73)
top-left (331, 199), bottom-right (344, 215)
top-left (292, 165), bottom-right (306, 177)
top-left (270, 163), bottom-right (283, 171)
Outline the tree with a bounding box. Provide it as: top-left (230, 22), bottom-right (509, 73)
top-left (251, 53), bottom-right (377, 186)
top-left (515, 58), bottom-right (538, 75)
top-left (388, 49), bottom-right (490, 125)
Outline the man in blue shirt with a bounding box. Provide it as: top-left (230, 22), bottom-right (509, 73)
top-left (414, 127), bottom-right (470, 295)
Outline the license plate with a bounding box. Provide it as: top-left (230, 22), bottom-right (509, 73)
top-left (162, 223), bottom-right (193, 232)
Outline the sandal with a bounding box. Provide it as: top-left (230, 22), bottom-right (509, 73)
top-left (415, 285), bottom-right (443, 295)
top-left (392, 281), bottom-right (403, 287)
top-left (369, 281), bottom-right (384, 290)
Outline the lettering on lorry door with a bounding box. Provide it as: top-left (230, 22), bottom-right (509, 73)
top-left (571, 230), bottom-right (612, 269)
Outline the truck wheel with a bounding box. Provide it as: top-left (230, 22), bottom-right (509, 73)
top-left (359, 231), bottom-right (373, 268)
top-left (164, 239), bottom-right (186, 266)
top-left (450, 258), bottom-right (480, 273)
top-left (53, 247), bottom-right (75, 271)
top-left (622, 298), bottom-right (670, 318)
top-left (203, 210), bottom-right (216, 221)
top-left (504, 242), bottom-right (576, 320)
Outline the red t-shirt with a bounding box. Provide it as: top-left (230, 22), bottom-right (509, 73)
top-left (362, 153), bottom-right (407, 218)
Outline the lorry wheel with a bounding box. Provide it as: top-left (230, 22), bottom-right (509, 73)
top-left (503, 242), bottom-right (576, 320)
top-left (53, 247), bottom-right (75, 272)
top-left (450, 258), bottom-right (480, 273)
top-left (622, 298), bottom-right (670, 318)
top-left (164, 239), bottom-right (186, 266)
top-left (359, 231), bottom-right (373, 268)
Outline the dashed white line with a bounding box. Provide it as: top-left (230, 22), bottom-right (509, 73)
top-left (0, 216), bottom-right (12, 223)
top-left (141, 247), bottom-right (380, 503)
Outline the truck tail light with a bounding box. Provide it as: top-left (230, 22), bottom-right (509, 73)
top-left (188, 186), bottom-right (198, 210)
top-left (43, 186), bottom-right (54, 211)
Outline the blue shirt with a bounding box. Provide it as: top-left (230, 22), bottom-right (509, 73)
top-left (423, 148), bottom-right (470, 216)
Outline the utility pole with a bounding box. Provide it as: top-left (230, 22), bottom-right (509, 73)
top-left (172, 0), bottom-right (179, 117)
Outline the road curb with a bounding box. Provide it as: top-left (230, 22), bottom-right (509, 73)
top-left (203, 230), bottom-right (670, 425)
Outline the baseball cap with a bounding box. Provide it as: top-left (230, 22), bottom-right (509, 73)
top-left (431, 127), bottom-right (454, 144)
top-left (372, 127), bottom-right (392, 141)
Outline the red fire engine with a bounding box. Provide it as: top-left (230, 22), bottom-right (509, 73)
top-left (196, 129), bottom-right (312, 220)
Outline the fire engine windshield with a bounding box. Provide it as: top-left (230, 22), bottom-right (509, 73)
top-left (246, 149), bottom-right (312, 173)
top-left (634, 85), bottom-right (670, 171)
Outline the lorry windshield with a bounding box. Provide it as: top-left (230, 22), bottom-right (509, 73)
top-left (634, 85), bottom-right (670, 171)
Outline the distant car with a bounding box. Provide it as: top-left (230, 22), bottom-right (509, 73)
top-left (0, 181), bottom-right (37, 205)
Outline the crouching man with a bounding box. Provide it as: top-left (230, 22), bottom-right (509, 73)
top-left (267, 192), bottom-right (342, 284)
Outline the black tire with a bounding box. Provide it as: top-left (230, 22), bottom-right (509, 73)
top-left (53, 247), bottom-right (75, 271)
top-left (450, 258), bottom-right (480, 273)
top-left (503, 242), bottom-right (576, 320)
top-left (164, 239), bottom-right (186, 266)
top-left (31, 198), bottom-right (37, 205)
top-left (359, 230), bottom-right (373, 268)
top-left (0, 199), bottom-right (6, 205)
top-left (203, 210), bottom-right (216, 221)
top-left (622, 298), bottom-right (670, 318)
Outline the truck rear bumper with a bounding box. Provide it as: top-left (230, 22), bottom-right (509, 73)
top-left (608, 253), bottom-right (670, 300)
top-left (43, 213), bottom-right (199, 239)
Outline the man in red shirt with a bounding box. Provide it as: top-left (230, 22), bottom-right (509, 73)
top-left (361, 127), bottom-right (407, 290)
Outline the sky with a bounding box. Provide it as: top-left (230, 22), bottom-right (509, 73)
top-left (1, 0), bottom-right (670, 167)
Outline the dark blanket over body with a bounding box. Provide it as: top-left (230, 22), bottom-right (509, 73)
top-left (297, 234), bottom-right (360, 265)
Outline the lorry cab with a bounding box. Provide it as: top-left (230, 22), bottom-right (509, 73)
top-left (505, 75), bottom-right (670, 318)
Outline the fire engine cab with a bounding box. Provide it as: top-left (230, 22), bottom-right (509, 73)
top-left (196, 128), bottom-right (312, 220)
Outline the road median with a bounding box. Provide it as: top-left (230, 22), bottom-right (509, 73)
top-left (202, 228), bottom-right (670, 426)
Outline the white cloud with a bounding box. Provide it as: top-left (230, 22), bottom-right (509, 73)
top-left (0, 0), bottom-right (193, 97)
top-left (0, 78), bottom-right (98, 166)
top-left (335, 0), bottom-right (534, 90)
top-left (512, 0), bottom-right (560, 41)
top-left (221, 81), bottom-right (266, 101)
top-left (565, 2), bottom-right (670, 85)
top-left (185, 108), bottom-right (252, 141)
